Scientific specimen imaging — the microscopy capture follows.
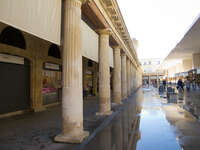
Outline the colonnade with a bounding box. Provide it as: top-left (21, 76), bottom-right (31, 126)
top-left (55, 0), bottom-right (140, 143)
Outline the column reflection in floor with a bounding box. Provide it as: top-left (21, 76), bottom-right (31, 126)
top-left (83, 90), bottom-right (142, 150)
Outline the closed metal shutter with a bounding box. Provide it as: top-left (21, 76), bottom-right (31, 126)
top-left (0, 59), bottom-right (30, 114)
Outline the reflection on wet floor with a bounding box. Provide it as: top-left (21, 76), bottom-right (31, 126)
top-left (137, 88), bottom-right (182, 150)
top-left (81, 89), bottom-right (142, 150)
top-left (138, 87), bottom-right (200, 150)
top-left (81, 88), bottom-right (200, 150)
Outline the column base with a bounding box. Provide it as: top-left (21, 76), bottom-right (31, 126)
top-left (54, 131), bottom-right (89, 143)
top-left (96, 110), bottom-right (113, 116)
top-left (33, 106), bottom-right (46, 112)
top-left (113, 96), bottom-right (122, 105)
top-left (122, 96), bottom-right (128, 100)
top-left (112, 102), bottom-right (122, 107)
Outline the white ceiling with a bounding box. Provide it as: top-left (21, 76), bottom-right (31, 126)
top-left (165, 15), bottom-right (200, 61)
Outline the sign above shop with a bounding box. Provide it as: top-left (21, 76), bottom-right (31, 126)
top-left (175, 72), bottom-right (188, 77)
top-left (197, 69), bottom-right (200, 74)
top-left (0, 53), bottom-right (24, 65)
top-left (44, 62), bottom-right (61, 71)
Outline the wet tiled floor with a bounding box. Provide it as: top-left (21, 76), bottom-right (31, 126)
top-left (137, 88), bottom-right (182, 150)
top-left (80, 88), bottom-right (142, 150)
top-left (137, 87), bottom-right (200, 150)
top-left (1, 88), bottom-right (200, 150)
top-left (81, 87), bottom-right (200, 150)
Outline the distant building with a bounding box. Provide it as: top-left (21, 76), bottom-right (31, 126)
top-left (140, 58), bottom-right (165, 87)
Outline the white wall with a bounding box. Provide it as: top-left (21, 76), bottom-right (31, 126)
top-left (0, 0), bottom-right (61, 45)
top-left (81, 21), bottom-right (99, 63)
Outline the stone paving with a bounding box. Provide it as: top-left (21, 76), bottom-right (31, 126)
top-left (0, 89), bottom-right (141, 150)
top-left (0, 98), bottom-right (105, 150)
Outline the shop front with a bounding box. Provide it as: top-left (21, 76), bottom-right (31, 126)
top-left (42, 62), bottom-right (62, 105)
top-left (83, 58), bottom-right (98, 99)
top-left (0, 53), bottom-right (30, 114)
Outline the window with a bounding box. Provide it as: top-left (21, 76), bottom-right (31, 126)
top-left (48, 44), bottom-right (61, 59)
top-left (88, 60), bottom-right (93, 67)
top-left (0, 26), bottom-right (26, 49)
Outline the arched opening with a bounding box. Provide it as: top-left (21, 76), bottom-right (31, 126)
top-left (0, 26), bottom-right (26, 49)
top-left (48, 44), bottom-right (61, 59)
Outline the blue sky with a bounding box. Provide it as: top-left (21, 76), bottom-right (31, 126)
top-left (118, 0), bottom-right (200, 59)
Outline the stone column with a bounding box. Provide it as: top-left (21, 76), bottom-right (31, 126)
top-left (126, 58), bottom-right (131, 96)
top-left (131, 63), bottom-right (133, 92)
top-left (55, 0), bottom-right (89, 143)
top-left (192, 53), bottom-right (200, 69)
top-left (133, 67), bottom-right (136, 91)
top-left (97, 29), bottom-right (112, 115)
top-left (121, 53), bottom-right (127, 99)
top-left (31, 58), bottom-right (46, 112)
top-left (113, 46), bottom-right (122, 104)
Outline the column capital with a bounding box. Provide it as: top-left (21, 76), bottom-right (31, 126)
top-left (121, 52), bottom-right (126, 57)
top-left (96, 28), bottom-right (111, 35)
top-left (66, 0), bottom-right (84, 8)
top-left (126, 57), bottom-right (130, 61)
top-left (112, 45), bottom-right (121, 50)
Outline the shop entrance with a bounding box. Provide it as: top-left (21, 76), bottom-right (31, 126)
top-left (42, 63), bottom-right (62, 105)
top-left (83, 57), bottom-right (98, 99)
top-left (0, 54), bottom-right (30, 114)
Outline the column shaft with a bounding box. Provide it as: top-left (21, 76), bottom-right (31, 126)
top-left (131, 63), bottom-right (133, 92)
top-left (98, 29), bottom-right (112, 115)
top-left (127, 58), bottom-right (131, 96)
top-left (113, 46), bottom-right (122, 104)
top-left (121, 53), bottom-right (127, 99)
top-left (55, 0), bottom-right (89, 143)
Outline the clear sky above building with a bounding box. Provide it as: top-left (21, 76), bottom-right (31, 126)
top-left (118, 0), bottom-right (200, 59)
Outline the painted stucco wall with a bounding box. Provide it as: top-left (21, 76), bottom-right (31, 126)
top-left (0, 0), bottom-right (61, 45)
top-left (81, 21), bottom-right (99, 63)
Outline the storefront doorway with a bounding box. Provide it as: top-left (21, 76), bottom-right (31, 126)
top-left (42, 62), bottom-right (62, 105)
top-left (0, 53), bottom-right (30, 114)
top-left (83, 57), bottom-right (98, 99)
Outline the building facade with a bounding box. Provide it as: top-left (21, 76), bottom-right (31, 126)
top-left (140, 58), bottom-right (164, 87)
top-left (0, 0), bottom-right (142, 143)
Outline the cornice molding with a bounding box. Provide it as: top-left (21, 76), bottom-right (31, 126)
top-left (99, 0), bottom-right (139, 66)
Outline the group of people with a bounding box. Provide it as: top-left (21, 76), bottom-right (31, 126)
top-left (162, 77), bottom-right (196, 92)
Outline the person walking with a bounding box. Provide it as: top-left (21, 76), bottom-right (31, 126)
top-left (177, 79), bottom-right (184, 91)
top-left (185, 77), bottom-right (190, 92)
top-left (177, 79), bottom-right (184, 100)
top-left (162, 79), bottom-right (166, 90)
